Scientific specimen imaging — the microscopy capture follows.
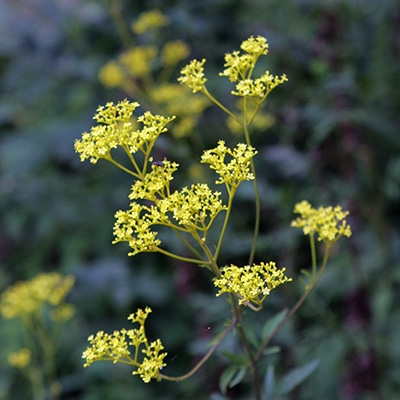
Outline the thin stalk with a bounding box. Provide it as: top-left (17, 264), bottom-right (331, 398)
top-left (104, 0), bottom-right (132, 49)
top-left (214, 187), bottom-right (236, 261)
top-left (229, 294), bottom-right (261, 400)
top-left (202, 87), bottom-right (242, 125)
top-left (156, 247), bottom-right (210, 266)
top-left (242, 100), bottom-right (260, 266)
top-left (254, 244), bottom-right (332, 363)
top-left (159, 316), bottom-right (237, 382)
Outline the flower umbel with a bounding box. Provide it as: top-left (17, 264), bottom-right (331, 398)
top-left (201, 141), bottom-right (257, 191)
top-left (178, 59), bottom-right (207, 93)
top-left (214, 262), bottom-right (292, 308)
top-left (82, 307), bottom-right (167, 383)
top-left (74, 100), bottom-right (175, 167)
top-left (0, 273), bottom-right (75, 321)
top-left (291, 200), bottom-right (352, 244)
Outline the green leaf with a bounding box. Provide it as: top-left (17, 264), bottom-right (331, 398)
top-left (276, 359), bottom-right (319, 396)
top-left (221, 351), bottom-right (248, 365)
top-left (263, 365), bottom-right (276, 400)
top-left (242, 323), bottom-right (260, 349)
top-left (219, 365), bottom-right (247, 394)
top-left (261, 309), bottom-right (288, 342)
top-left (262, 346), bottom-right (281, 356)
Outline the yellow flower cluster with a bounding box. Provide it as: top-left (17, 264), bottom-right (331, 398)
top-left (291, 200), bottom-right (352, 244)
top-left (113, 182), bottom-right (227, 256)
top-left (148, 83), bottom-right (210, 138)
top-left (178, 59), bottom-right (208, 93)
top-left (0, 273), bottom-right (75, 321)
top-left (82, 307), bottom-right (167, 383)
top-left (76, 100), bottom-right (249, 257)
top-left (219, 35), bottom-right (288, 98)
top-left (214, 262), bottom-right (292, 307)
top-left (178, 35), bottom-right (287, 100)
top-left (161, 40), bottom-right (191, 66)
top-left (8, 348), bottom-right (31, 369)
top-left (74, 100), bottom-right (174, 164)
top-left (201, 141), bottom-right (257, 190)
top-left (132, 9), bottom-right (169, 34)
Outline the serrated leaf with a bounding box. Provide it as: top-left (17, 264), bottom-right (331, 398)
top-left (276, 359), bottom-right (319, 396)
top-left (261, 309), bottom-right (288, 342)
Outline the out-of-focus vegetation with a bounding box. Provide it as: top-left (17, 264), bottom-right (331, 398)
top-left (1, 0), bottom-right (399, 399)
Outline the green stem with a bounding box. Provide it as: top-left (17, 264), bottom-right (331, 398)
top-left (214, 187), bottom-right (236, 261)
top-left (229, 294), bottom-right (261, 400)
top-left (156, 247), bottom-right (210, 266)
top-left (202, 87), bottom-right (242, 125)
top-left (254, 244), bottom-right (332, 363)
top-left (242, 100), bottom-right (260, 266)
top-left (159, 316), bottom-right (237, 382)
top-left (104, 0), bottom-right (132, 49)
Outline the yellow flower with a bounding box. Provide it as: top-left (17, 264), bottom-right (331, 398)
top-left (98, 61), bottom-right (125, 88)
top-left (178, 59), bottom-right (207, 93)
top-left (231, 72), bottom-right (288, 97)
top-left (214, 262), bottom-right (292, 307)
top-left (240, 35), bottom-right (269, 56)
top-left (8, 348), bottom-right (31, 369)
top-left (291, 200), bottom-right (352, 244)
top-left (158, 183), bottom-right (227, 229)
top-left (132, 9), bottom-right (169, 35)
top-left (161, 40), bottom-right (190, 66)
top-left (74, 100), bottom-right (175, 164)
top-left (120, 46), bottom-right (157, 78)
top-left (82, 307), bottom-right (167, 383)
top-left (201, 141), bottom-right (257, 190)
top-left (0, 273), bottom-right (75, 320)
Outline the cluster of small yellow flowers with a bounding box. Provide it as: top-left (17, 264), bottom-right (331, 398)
top-left (231, 72), bottom-right (288, 97)
top-left (219, 35), bottom-right (269, 82)
top-left (113, 181), bottom-right (227, 255)
top-left (98, 60), bottom-right (126, 88)
top-left (82, 307), bottom-right (167, 383)
top-left (74, 100), bottom-right (175, 165)
top-left (120, 46), bottom-right (158, 78)
top-left (132, 9), bottom-right (170, 35)
top-left (113, 203), bottom-right (161, 256)
top-left (214, 262), bottom-right (292, 307)
top-left (148, 83), bottom-right (211, 138)
top-left (178, 59), bottom-right (208, 93)
top-left (159, 184), bottom-right (226, 229)
top-left (129, 160), bottom-right (179, 201)
top-left (8, 348), bottom-right (31, 369)
top-left (291, 200), bottom-right (352, 244)
top-left (217, 36), bottom-right (287, 98)
top-left (161, 40), bottom-right (191, 66)
top-left (201, 141), bottom-right (257, 190)
top-left (0, 273), bottom-right (75, 321)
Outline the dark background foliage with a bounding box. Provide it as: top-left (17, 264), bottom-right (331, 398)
top-left (1, 0), bottom-right (399, 399)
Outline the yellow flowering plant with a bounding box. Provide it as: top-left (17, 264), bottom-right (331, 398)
top-left (76, 35), bottom-right (352, 398)
top-left (0, 273), bottom-right (75, 400)
top-left (99, 7), bottom-right (210, 139)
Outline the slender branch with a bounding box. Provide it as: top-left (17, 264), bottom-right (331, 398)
top-left (159, 316), bottom-right (237, 382)
top-left (254, 244), bottom-right (332, 363)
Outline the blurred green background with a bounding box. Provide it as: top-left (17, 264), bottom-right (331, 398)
top-left (1, 0), bottom-right (399, 399)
